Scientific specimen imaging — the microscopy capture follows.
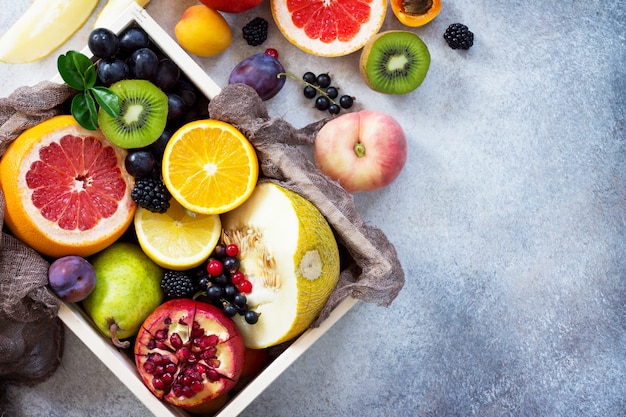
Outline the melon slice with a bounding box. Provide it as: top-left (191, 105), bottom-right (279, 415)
top-left (0, 0), bottom-right (98, 64)
top-left (220, 182), bottom-right (340, 349)
top-left (94, 0), bottom-right (152, 28)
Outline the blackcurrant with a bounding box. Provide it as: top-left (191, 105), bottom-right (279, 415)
top-left (315, 96), bottom-right (330, 111)
top-left (223, 257), bottom-right (240, 273)
top-left (303, 85), bottom-right (317, 99)
top-left (339, 95), bottom-right (354, 109)
top-left (223, 303), bottom-right (238, 317)
top-left (206, 285), bottom-right (223, 301)
top-left (303, 71), bottom-right (317, 84)
top-left (325, 86), bottom-right (338, 99)
top-left (328, 104), bottom-right (341, 115)
top-left (245, 310), bottom-right (260, 324)
top-left (316, 73), bottom-right (331, 88)
top-left (232, 293), bottom-right (247, 308)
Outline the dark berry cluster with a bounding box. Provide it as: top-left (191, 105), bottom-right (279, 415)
top-left (194, 244), bottom-right (260, 325)
top-left (160, 270), bottom-right (197, 298)
top-left (242, 17), bottom-right (269, 46)
top-left (301, 72), bottom-right (355, 115)
top-left (443, 23), bottom-right (474, 50)
top-left (131, 177), bottom-right (172, 213)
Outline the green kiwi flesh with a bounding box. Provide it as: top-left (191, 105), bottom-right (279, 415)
top-left (359, 30), bottom-right (430, 95)
top-left (98, 79), bottom-right (168, 149)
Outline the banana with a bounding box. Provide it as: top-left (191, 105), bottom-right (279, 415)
top-left (94, 0), bottom-right (152, 28)
top-left (0, 0), bottom-right (98, 64)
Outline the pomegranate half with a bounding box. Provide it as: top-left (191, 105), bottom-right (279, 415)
top-left (134, 298), bottom-right (245, 412)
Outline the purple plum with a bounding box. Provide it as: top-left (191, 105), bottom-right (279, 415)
top-left (48, 256), bottom-right (97, 302)
top-left (228, 52), bottom-right (286, 100)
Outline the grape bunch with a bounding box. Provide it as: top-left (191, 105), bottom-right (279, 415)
top-left (301, 72), bottom-right (355, 115)
top-left (87, 25), bottom-right (211, 212)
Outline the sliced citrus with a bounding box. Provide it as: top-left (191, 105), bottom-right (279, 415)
top-left (271, 0), bottom-right (387, 57)
top-left (134, 197), bottom-right (222, 271)
top-left (162, 120), bottom-right (259, 215)
top-left (0, 115), bottom-right (135, 258)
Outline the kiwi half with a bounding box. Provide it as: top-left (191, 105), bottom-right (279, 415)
top-left (98, 79), bottom-right (168, 149)
top-left (359, 30), bottom-right (430, 95)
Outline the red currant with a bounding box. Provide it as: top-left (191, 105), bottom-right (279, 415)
top-left (237, 280), bottom-right (253, 294)
top-left (207, 259), bottom-right (223, 277)
top-left (264, 48), bottom-right (279, 59)
top-left (225, 244), bottom-right (239, 257)
top-left (230, 271), bottom-right (245, 285)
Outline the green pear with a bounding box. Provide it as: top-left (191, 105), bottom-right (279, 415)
top-left (83, 242), bottom-right (164, 348)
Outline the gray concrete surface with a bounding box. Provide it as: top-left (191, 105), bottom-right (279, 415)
top-left (1, 0), bottom-right (624, 416)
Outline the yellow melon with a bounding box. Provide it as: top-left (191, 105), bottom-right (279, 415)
top-left (220, 182), bottom-right (340, 349)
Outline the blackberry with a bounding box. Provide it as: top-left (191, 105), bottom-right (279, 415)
top-left (242, 17), bottom-right (268, 46)
top-left (131, 177), bottom-right (171, 213)
top-left (161, 270), bottom-right (196, 299)
top-left (443, 23), bottom-right (474, 50)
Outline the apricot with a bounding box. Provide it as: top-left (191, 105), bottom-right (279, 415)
top-left (174, 5), bottom-right (232, 57)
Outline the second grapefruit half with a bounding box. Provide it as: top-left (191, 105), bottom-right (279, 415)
top-left (271, 0), bottom-right (387, 57)
top-left (0, 115), bottom-right (136, 258)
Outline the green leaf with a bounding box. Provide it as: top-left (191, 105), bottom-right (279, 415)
top-left (57, 50), bottom-right (95, 91)
top-left (71, 93), bottom-right (99, 131)
top-left (91, 86), bottom-right (120, 118)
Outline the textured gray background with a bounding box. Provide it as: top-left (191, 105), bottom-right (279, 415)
top-left (1, 0), bottom-right (624, 416)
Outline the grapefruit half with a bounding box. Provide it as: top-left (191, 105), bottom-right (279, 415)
top-left (271, 0), bottom-right (387, 57)
top-left (0, 115), bottom-right (136, 258)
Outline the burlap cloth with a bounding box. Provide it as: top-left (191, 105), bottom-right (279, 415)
top-left (0, 81), bottom-right (404, 390)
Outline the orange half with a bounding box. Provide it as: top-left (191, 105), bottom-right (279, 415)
top-left (162, 119), bottom-right (259, 215)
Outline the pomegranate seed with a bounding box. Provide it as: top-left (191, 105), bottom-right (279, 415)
top-left (165, 363), bottom-right (176, 374)
top-left (172, 385), bottom-right (184, 397)
top-left (154, 365), bottom-right (165, 376)
top-left (207, 259), bottom-right (223, 276)
top-left (207, 358), bottom-right (221, 368)
top-left (225, 244), bottom-right (239, 257)
top-left (170, 332), bottom-right (183, 349)
top-left (194, 334), bottom-right (219, 349)
top-left (201, 347), bottom-right (217, 360)
top-left (206, 369), bottom-right (220, 381)
top-left (147, 339), bottom-right (157, 349)
top-left (162, 373), bottom-right (174, 385)
top-left (191, 380), bottom-right (204, 393)
top-left (177, 346), bottom-right (191, 361)
top-left (230, 270), bottom-right (245, 285)
top-left (155, 329), bottom-right (168, 341)
top-left (237, 279), bottom-right (253, 293)
top-left (182, 386), bottom-right (194, 398)
top-left (265, 48), bottom-right (279, 58)
top-left (143, 362), bottom-right (155, 374)
top-left (194, 363), bottom-right (207, 374)
top-left (152, 377), bottom-right (165, 390)
top-left (192, 322), bottom-right (204, 338)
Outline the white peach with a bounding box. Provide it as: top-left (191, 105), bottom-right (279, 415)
top-left (314, 110), bottom-right (407, 193)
